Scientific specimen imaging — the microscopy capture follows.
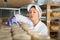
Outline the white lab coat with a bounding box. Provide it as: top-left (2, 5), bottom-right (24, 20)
top-left (15, 14), bottom-right (48, 36)
top-left (31, 21), bottom-right (48, 36)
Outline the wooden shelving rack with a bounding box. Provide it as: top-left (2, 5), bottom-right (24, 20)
top-left (46, 0), bottom-right (60, 39)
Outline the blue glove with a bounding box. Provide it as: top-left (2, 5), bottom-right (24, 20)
top-left (7, 17), bottom-right (18, 26)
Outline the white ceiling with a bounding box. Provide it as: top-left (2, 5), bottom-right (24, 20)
top-left (35, 0), bottom-right (60, 5)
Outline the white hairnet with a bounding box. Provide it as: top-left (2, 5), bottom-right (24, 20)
top-left (27, 4), bottom-right (42, 19)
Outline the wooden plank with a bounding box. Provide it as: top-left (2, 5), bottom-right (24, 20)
top-left (0, 0), bottom-right (5, 7)
top-left (46, 0), bottom-right (51, 36)
top-left (51, 2), bottom-right (60, 7)
top-left (7, 0), bottom-right (34, 7)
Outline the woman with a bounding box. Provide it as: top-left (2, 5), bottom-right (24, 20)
top-left (27, 4), bottom-right (48, 36)
top-left (6, 4), bottom-right (48, 36)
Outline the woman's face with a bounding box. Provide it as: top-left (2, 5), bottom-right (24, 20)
top-left (29, 7), bottom-right (39, 21)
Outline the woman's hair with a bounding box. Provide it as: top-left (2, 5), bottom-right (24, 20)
top-left (31, 6), bottom-right (36, 8)
top-left (27, 4), bottom-right (42, 20)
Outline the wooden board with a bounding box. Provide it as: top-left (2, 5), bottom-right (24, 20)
top-left (0, 0), bottom-right (4, 7)
top-left (7, 0), bottom-right (34, 8)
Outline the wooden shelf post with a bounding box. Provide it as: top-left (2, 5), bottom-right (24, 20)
top-left (47, 0), bottom-right (51, 36)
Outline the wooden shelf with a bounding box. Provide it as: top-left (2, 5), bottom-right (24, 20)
top-left (50, 26), bottom-right (58, 32)
top-left (51, 3), bottom-right (60, 7)
top-left (46, 0), bottom-right (60, 36)
top-left (7, 0), bottom-right (34, 8)
top-left (50, 31), bottom-right (58, 32)
top-left (51, 17), bottom-right (59, 20)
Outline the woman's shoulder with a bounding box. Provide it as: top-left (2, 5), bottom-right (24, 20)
top-left (38, 21), bottom-right (48, 29)
top-left (39, 21), bottom-right (46, 26)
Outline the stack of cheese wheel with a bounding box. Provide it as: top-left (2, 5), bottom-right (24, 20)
top-left (20, 23), bottom-right (50, 40)
top-left (20, 22), bottom-right (30, 32)
top-left (11, 24), bottom-right (31, 40)
top-left (51, 20), bottom-right (59, 32)
top-left (52, 12), bottom-right (60, 18)
top-left (0, 26), bottom-right (12, 40)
